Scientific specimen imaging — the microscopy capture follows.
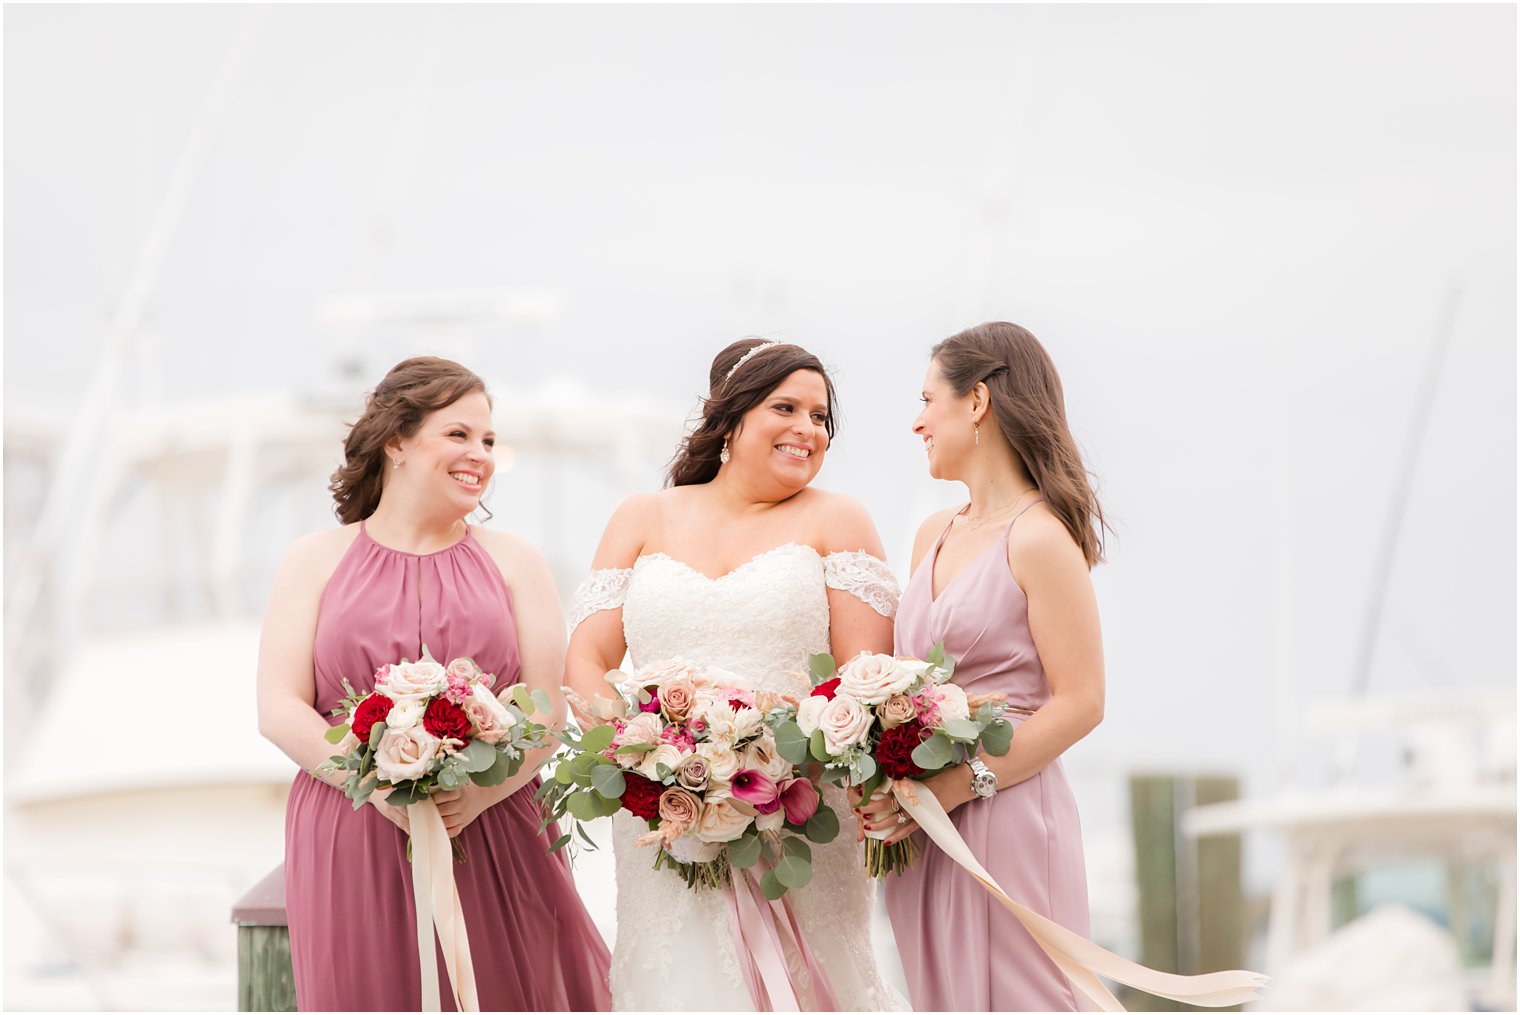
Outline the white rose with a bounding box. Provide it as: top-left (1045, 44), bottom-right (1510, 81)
top-left (667, 835), bottom-right (723, 865)
top-left (937, 683), bottom-right (970, 723)
top-left (754, 808), bottom-right (785, 833)
top-left (385, 700), bottom-right (425, 732)
top-left (378, 659), bottom-right (447, 702)
top-left (819, 694), bottom-right (873, 754)
top-left (796, 695), bottom-right (828, 736)
top-left (694, 797), bottom-right (753, 843)
top-left (374, 725), bottom-right (441, 783)
top-left (638, 744), bottom-right (687, 781)
top-left (837, 653), bottom-right (917, 705)
top-left (696, 743), bottom-right (741, 785)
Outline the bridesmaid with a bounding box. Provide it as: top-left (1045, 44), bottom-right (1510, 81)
top-left (862, 322), bottom-right (1107, 1011)
top-left (256, 357), bottom-right (611, 1011)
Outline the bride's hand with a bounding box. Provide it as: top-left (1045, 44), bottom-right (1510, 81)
top-left (854, 783), bottom-right (915, 843)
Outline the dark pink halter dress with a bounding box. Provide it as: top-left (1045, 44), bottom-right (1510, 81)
top-left (282, 524), bottom-right (611, 1011)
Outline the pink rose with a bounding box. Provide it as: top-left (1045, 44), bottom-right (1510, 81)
top-left (377, 659), bottom-right (447, 702)
top-left (461, 684), bottom-right (516, 744)
top-left (658, 677), bottom-right (698, 723)
top-left (675, 754), bottom-right (710, 791)
top-left (657, 787), bottom-right (702, 842)
top-left (374, 725), bottom-right (441, 783)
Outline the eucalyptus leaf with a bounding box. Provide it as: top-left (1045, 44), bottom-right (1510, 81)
top-left (981, 719), bottom-right (1013, 756)
top-left (759, 869), bottom-right (787, 901)
top-left (809, 729), bottom-right (831, 763)
top-left (593, 792), bottom-right (625, 818)
top-left (807, 652), bottom-right (837, 684)
top-left (575, 822), bottom-right (601, 850)
top-left (531, 689), bottom-right (553, 715)
top-left (512, 685), bottom-right (535, 714)
top-left (773, 854), bottom-right (812, 890)
top-left (386, 780), bottom-right (426, 807)
top-left (324, 724), bottom-right (351, 745)
top-left (925, 643), bottom-right (945, 669)
top-left (459, 739), bottom-right (498, 774)
top-left (911, 732), bottom-right (954, 770)
top-left (579, 724), bottom-right (616, 755)
top-left (590, 765), bottom-right (626, 799)
top-left (565, 791), bottom-right (599, 821)
top-left (367, 722), bottom-right (388, 751)
top-left (728, 832), bottom-right (763, 869)
top-left (471, 750), bottom-right (514, 788)
top-left (614, 743), bottom-right (657, 756)
top-left (781, 836), bottom-right (812, 862)
top-left (555, 763), bottom-right (577, 785)
top-left (534, 780), bottom-right (555, 802)
top-left (805, 807), bottom-right (840, 844)
top-left (773, 721), bottom-right (809, 765)
top-left (549, 832), bottom-right (572, 853)
top-left (853, 753), bottom-right (877, 783)
top-left (943, 718), bottom-right (980, 742)
top-left (857, 770), bottom-right (884, 802)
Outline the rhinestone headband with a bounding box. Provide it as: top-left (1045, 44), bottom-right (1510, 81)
top-left (722, 341), bottom-right (783, 386)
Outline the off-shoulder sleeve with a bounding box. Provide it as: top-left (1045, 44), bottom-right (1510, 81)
top-left (821, 550), bottom-right (900, 619)
top-left (568, 567), bottom-right (633, 631)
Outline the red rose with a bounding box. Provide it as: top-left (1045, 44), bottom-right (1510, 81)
top-left (423, 696), bottom-right (472, 745)
top-left (350, 694), bottom-right (394, 745)
top-left (812, 677), bottom-right (841, 700)
top-left (620, 773), bottom-right (664, 821)
top-left (876, 720), bottom-right (928, 781)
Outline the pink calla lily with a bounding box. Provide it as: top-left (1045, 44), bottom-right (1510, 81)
top-left (778, 777), bottom-right (820, 825)
top-left (730, 769), bottom-right (780, 808)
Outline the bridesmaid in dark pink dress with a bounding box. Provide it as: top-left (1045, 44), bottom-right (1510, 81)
top-left (257, 357), bottom-right (610, 1011)
top-left (859, 322), bottom-right (1108, 1011)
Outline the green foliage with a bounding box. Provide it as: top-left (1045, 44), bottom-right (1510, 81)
top-left (805, 806), bottom-right (840, 844)
top-left (324, 724), bottom-right (351, 745)
top-left (590, 764), bottom-right (626, 799)
top-left (942, 718), bottom-right (980, 742)
top-left (578, 724), bottom-right (616, 754)
top-left (807, 652), bottom-right (837, 685)
top-left (911, 732), bottom-right (954, 771)
top-left (759, 869), bottom-right (786, 901)
top-left (728, 832), bottom-right (763, 869)
top-left (808, 729), bottom-right (830, 762)
top-left (981, 719), bottom-right (1013, 756)
top-left (773, 721), bottom-right (809, 765)
top-left (773, 854), bottom-right (812, 890)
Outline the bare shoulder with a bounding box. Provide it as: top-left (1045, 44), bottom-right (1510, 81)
top-left (805, 489), bottom-right (884, 556)
top-left (909, 506), bottom-right (961, 575)
top-left (283, 524), bottom-right (359, 575)
top-left (471, 526), bottom-right (547, 570)
top-left (1007, 502), bottom-right (1089, 586)
top-left (592, 490), bottom-right (666, 568)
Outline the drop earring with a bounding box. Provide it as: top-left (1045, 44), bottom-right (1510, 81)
top-left (719, 440), bottom-right (731, 465)
top-left (974, 422), bottom-right (980, 446)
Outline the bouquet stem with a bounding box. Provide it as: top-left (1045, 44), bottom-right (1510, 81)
top-left (864, 835), bottom-right (919, 878)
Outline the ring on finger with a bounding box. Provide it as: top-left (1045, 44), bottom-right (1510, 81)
top-left (897, 813), bottom-right (908, 826)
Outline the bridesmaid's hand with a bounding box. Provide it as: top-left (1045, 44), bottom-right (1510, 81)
top-left (369, 789), bottom-right (412, 835)
top-left (432, 784), bottom-right (494, 838)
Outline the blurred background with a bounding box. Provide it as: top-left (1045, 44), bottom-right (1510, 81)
top-left (3, 4), bottom-right (1514, 1011)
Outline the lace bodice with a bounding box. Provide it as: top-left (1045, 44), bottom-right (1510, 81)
top-left (571, 542), bottom-right (900, 691)
top-left (568, 543), bottom-right (907, 1011)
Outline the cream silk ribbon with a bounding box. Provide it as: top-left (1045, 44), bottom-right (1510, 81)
top-left (724, 866), bottom-right (840, 1012)
top-left (408, 798), bottom-right (481, 1012)
top-left (889, 780), bottom-right (1269, 1012)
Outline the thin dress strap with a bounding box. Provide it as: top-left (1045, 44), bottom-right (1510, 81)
top-left (1004, 498), bottom-right (1044, 537)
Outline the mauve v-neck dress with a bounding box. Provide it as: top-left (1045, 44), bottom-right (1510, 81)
top-left (282, 523), bottom-right (611, 1011)
top-left (887, 503), bottom-right (1091, 1011)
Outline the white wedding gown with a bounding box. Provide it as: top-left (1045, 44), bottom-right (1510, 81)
top-left (571, 542), bottom-right (907, 1011)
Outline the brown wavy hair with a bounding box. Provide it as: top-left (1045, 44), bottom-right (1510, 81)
top-left (329, 357), bottom-right (490, 524)
top-left (666, 339), bottom-right (839, 487)
top-left (932, 322), bottom-right (1108, 567)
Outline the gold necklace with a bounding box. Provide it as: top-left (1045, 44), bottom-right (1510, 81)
top-left (961, 487), bottom-right (1037, 529)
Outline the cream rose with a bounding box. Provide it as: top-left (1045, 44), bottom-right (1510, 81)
top-left (374, 725), bottom-right (441, 783)
top-left (695, 743), bottom-right (741, 785)
top-left (379, 659), bottom-right (448, 701)
top-left (819, 694), bottom-right (873, 754)
top-left (385, 700), bottom-right (425, 732)
top-left (694, 796), bottom-right (753, 843)
top-left (837, 652), bottom-right (917, 705)
top-left (614, 712), bottom-right (663, 748)
top-left (462, 684), bottom-right (517, 744)
top-left (743, 740), bottom-right (794, 782)
top-left (638, 744), bottom-right (687, 780)
top-left (879, 694), bottom-right (917, 729)
top-left (796, 695), bottom-right (828, 736)
top-left (937, 683), bottom-right (970, 723)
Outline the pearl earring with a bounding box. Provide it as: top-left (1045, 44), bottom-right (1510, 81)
top-left (719, 440), bottom-right (731, 465)
top-left (392, 458), bottom-right (401, 469)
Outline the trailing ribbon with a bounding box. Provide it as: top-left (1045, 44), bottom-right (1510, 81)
top-left (724, 865), bottom-right (840, 1011)
top-left (408, 798), bottom-right (481, 1012)
top-left (889, 779), bottom-right (1268, 1012)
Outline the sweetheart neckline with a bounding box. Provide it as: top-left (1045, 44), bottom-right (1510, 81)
top-left (634, 541), bottom-right (822, 582)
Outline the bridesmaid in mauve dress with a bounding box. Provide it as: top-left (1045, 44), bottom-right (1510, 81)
top-left (860, 323), bottom-right (1108, 1011)
top-left (257, 357), bottom-right (610, 1011)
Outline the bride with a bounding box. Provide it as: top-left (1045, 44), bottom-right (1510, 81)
top-left (565, 338), bottom-right (906, 1011)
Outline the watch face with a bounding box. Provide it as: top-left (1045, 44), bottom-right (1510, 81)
top-left (973, 773), bottom-right (996, 797)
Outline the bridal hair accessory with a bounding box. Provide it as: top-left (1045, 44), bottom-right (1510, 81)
top-left (723, 341), bottom-right (782, 386)
top-left (719, 440), bottom-right (731, 465)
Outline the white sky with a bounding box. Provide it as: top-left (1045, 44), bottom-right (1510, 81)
top-left (5, 4), bottom-right (1515, 875)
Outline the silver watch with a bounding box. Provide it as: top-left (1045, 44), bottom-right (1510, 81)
top-left (967, 757), bottom-right (998, 798)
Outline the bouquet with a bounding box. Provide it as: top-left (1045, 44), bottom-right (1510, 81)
top-left (543, 659), bottom-right (841, 900)
top-left (775, 644), bottom-right (1012, 877)
top-left (321, 646), bottom-right (551, 833)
